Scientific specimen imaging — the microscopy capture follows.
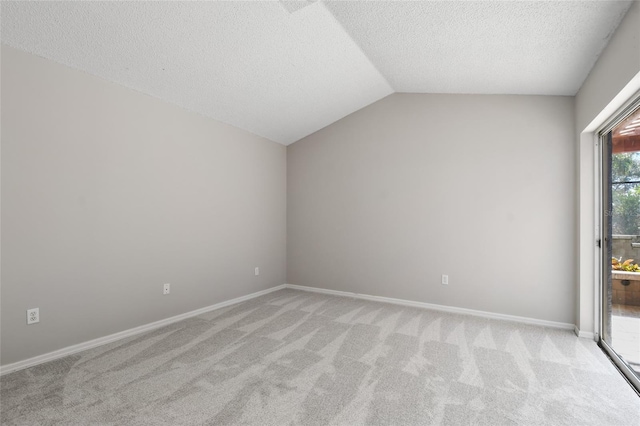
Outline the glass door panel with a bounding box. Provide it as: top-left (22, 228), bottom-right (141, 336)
top-left (601, 103), bottom-right (640, 390)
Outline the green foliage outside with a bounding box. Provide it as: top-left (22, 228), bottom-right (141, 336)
top-left (612, 152), bottom-right (640, 235)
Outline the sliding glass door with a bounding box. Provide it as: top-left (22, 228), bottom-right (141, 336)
top-left (600, 101), bottom-right (640, 391)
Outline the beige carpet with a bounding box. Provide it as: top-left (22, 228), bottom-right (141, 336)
top-left (1, 288), bottom-right (639, 425)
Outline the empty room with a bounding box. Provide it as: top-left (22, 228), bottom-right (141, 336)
top-left (2, 1), bottom-right (640, 424)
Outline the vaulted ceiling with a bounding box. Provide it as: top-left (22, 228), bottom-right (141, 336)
top-left (1, 1), bottom-right (633, 145)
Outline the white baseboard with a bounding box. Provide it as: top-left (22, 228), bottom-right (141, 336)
top-left (0, 284), bottom-right (287, 376)
top-left (285, 284), bottom-right (575, 331)
top-left (1, 283), bottom-right (581, 376)
top-left (574, 325), bottom-right (597, 340)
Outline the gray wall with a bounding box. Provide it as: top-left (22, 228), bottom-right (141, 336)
top-left (288, 93), bottom-right (575, 324)
top-left (574, 0), bottom-right (640, 334)
top-left (1, 46), bottom-right (287, 365)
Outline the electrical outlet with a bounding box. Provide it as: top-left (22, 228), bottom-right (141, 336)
top-left (255, 267), bottom-right (259, 276)
top-left (163, 283), bottom-right (170, 295)
top-left (441, 275), bottom-right (449, 285)
top-left (27, 308), bottom-right (39, 325)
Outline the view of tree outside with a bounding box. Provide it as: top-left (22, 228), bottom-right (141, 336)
top-left (612, 152), bottom-right (640, 235)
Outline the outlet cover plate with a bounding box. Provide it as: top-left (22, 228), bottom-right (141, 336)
top-left (27, 308), bottom-right (39, 324)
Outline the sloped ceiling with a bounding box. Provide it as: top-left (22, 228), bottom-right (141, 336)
top-left (1, 1), bottom-right (633, 145)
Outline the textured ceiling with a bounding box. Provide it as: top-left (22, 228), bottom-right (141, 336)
top-left (1, 1), bottom-right (633, 145)
top-left (325, 0), bottom-right (633, 96)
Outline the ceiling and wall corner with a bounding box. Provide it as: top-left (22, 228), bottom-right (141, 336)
top-left (0, 1), bottom-right (634, 145)
top-left (1, 0), bottom-right (638, 368)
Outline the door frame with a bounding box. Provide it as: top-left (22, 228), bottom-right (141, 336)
top-left (596, 96), bottom-right (640, 392)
